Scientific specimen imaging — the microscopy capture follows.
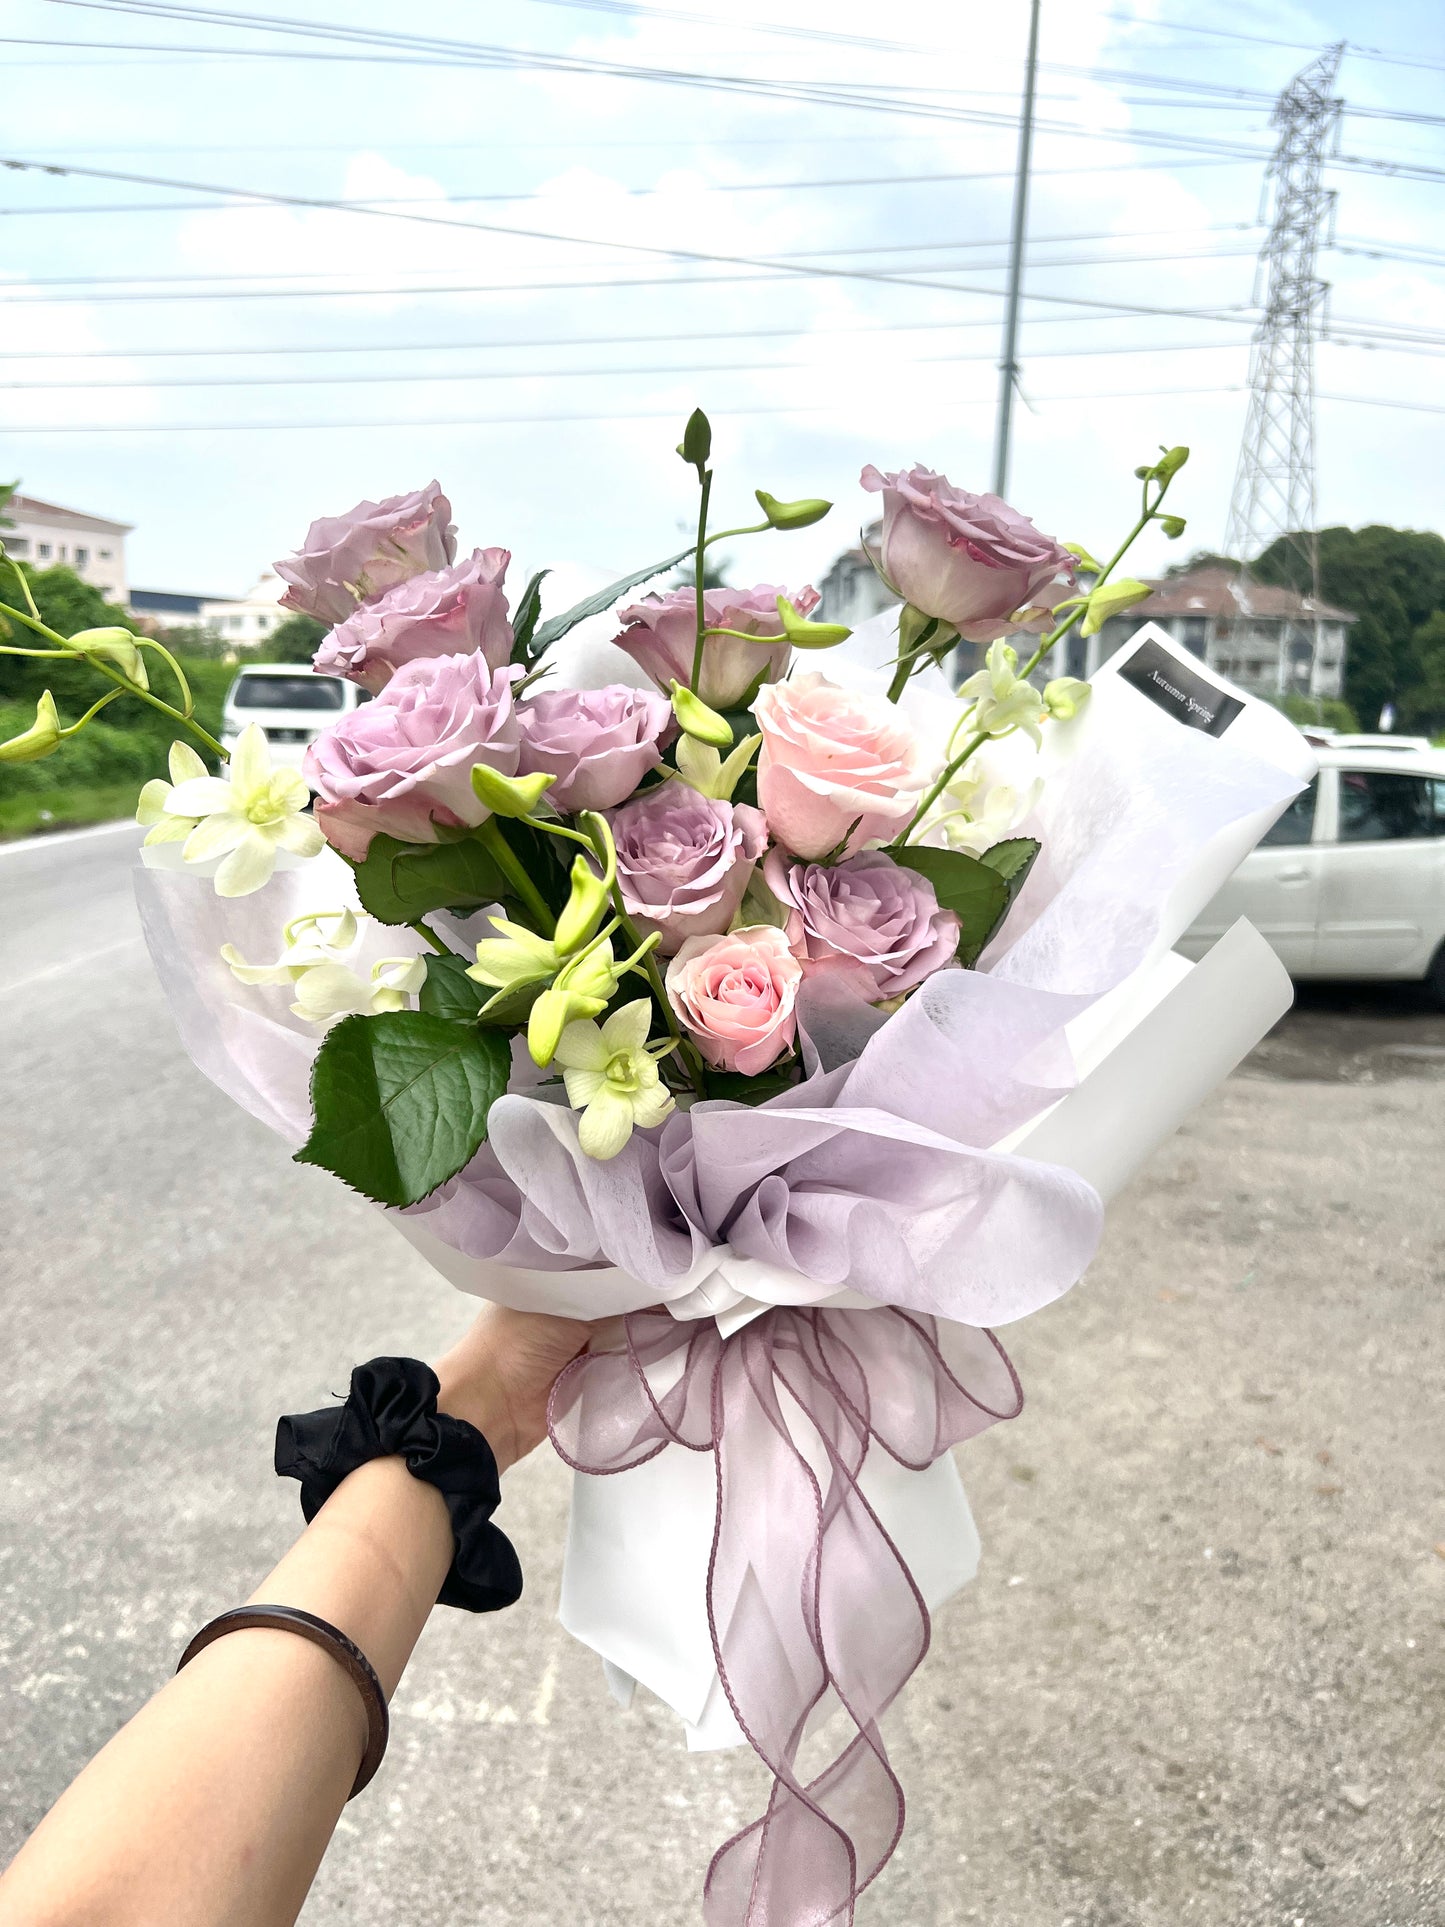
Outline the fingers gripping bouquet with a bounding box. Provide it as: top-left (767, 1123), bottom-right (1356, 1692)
top-left (3, 415), bottom-right (1315, 1923)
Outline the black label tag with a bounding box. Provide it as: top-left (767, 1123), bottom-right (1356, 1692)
top-left (1117, 638), bottom-right (1243, 737)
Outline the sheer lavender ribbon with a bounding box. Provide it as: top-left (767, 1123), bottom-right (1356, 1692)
top-left (548, 1304), bottom-right (1024, 1926)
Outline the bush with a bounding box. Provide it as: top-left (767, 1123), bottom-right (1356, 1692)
top-left (1262, 691), bottom-right (1360, 733)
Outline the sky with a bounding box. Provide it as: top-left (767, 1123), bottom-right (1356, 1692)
top-left (2, 0), bottom-right (1442, 614)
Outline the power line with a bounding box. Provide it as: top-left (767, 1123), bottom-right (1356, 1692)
top-left (0, 338), bottom-right (1272, 392)
top-left (0, 381), bottom-right (1253, 433)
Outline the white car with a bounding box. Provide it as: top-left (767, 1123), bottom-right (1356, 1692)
top-left (1180, 743), bottom-right (1445, 1002)
top-left (220, 662), bottom-right (365, 771)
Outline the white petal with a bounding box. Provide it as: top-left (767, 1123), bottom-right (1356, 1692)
top-left (600, 998), bottom-right (652, 1054)
top-left (578, 1088), bottom-right (635, 1161)
top-left (135, 777), bottom-right (170, 827)
top-left (554, 1019), bottom-right (610, 1072)
top-left (182, 812), bottom-right (247, 862)
top-left (213, 833), bottom-right (278, 898)
top-left (290, 961), bottom-right (371, 1020)
top-left (273, 811), bottom-right (325, 858)
top-left (374, 955), bottom-right (427, 995)
top-left (165, 776), bottom-right (235, 817)
top-left (230, 724), bottom-right (271, 797)
top-left (143, 814), bottom-right (194, 846)
top-left (168, 740), bottom-right (210, 785)
top-left (219, 942), bottom-right (291, 986)
top-left (561, 1064), bottom-right (608, 1108)
top-left (270, 768), bottom-right (312, 815)
top-left (631, 1083), bottom-right (676, 1131)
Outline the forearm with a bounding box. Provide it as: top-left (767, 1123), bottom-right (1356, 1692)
top-left (0, 1458), bottom-right (453, 1927)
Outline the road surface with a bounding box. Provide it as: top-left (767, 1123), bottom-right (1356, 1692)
top-left (2, 824), bottom-right (1442, 1925)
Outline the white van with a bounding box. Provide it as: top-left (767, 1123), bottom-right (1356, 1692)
top-left (220, 662), bottom-right (365, 772)
top-left (1180, 744), bottom-right (1445, 1002)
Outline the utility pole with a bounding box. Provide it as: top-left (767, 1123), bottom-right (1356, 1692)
top-left (992, 0), bottom-right (1041, 501)
top-left (1224, 44), bottom-right (1344, 650)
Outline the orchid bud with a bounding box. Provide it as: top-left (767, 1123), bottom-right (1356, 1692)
top-left (754, 489), bottom-right (832, 531)
top-left (1044, 677), bottom-right (1091, 721)
top-left (71, 627), bottom-right (148, 689)
top-left (1080, 578), bottom-right (1153, 638)
top-left (554, 852), bottom-right (611, 955)
top-left (469, 762), bottom-right (555, 818)
top-left (528, 936), bottom-right (620, 1067)
top-left (775, 596), bottom-right (851, 649)
top-left (0, 690), bottom-right (61, 763)
top-left (674, 731), bottom-right (761, 802)
top-left (670, 681), bottom-right (734, 748)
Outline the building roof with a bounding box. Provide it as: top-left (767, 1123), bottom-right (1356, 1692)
top-left (9, 492), bottom-right (133, 536)
top-left (1140, 566), bottom-right (1355, 624)
top-left (130, 589), bottom-right (230, 613)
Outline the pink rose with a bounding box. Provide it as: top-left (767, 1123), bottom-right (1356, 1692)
top-left (303, 653), bottom-right (519, 861)
top-left (609, 783), bottom-right (768, 955)
top-left (276, 481), bottom-right (457, 626)
top-left (753, 671), bottom-right (927, 860)
top-left (860, 464), bottom-right (1075, 640)
top-left (516, 684), bottom-right (672, 813)
top-left (614, 583), bottom-right (818, 709)
top-left (665, 924), bottom-right (802, 1077)
top-left (763, 846), bottom-right (960, 1000)
top-left (314, 549), bottom-right (514, 694)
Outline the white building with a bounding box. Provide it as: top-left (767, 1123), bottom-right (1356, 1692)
top-left (4, 493), bottom-right (131, 603)
top-left (1066, 566), bottom-right (1353, 699)
top-left (200, 571), bottom-right (289, 648)
top-left (818, 520), bottom-right (899, 630)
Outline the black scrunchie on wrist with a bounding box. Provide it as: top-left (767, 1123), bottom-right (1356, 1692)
top-left (275, 1357), bottom-right (522, 1614)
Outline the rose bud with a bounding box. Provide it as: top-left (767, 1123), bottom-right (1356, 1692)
top-left (614, 583), bottom-right (819, 709)
top-left (314, 549), bottom-right (514, 693)
top-left (763, 847), bottom-right (960, 1001)
top-left (752, 671), bottom-right (926, 860)
top-left (609, 783), bottom-right (767, 955)
top-left (303, 653), bottom-right (519, 861)
top-left (276, 480), bottom-right (456, 626)
top-left (860, 464), bottom-right (1076, 641)
top-left (665, 924), bottom-right (802, 1077)
top-left (515, 685), bottom-right (672, 814)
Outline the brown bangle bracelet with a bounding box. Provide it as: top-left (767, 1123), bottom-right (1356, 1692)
top-left (176, 1605), bottom-right (389, 1798)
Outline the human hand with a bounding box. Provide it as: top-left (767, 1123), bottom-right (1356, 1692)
top-left (432, 1304), bottom-right (594, 1472)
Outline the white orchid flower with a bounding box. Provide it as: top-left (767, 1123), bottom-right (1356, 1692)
top-left (956, 640), bottom-right (1049, 746)
top-left (290, 955), bottom-right (428, 1025)
top-left (929, 778), bottom-right (1044, 855)
top-left (135, 740), bottom-right (211, 846)
top-left (220, 908), bottom-right (360, 986)
top-left (161, 723), bottom-right (324, 897)
top-left (554, 997), bottom-right (675, 1160)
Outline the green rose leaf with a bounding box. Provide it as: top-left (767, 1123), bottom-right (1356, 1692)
top-left (894, 846), bottom-right (1008, 969)
top-left (417, 950), bottom-right (486, 1022)
top-left (296, 1010), bottom-right (510, 1207)
top-left (351, 833), bottom-right (510, 926)
top-left (530, 545), bottom-right (697, 659)
top-left (978, 835), bottom-right (1041, 950)
top-left (509, 567), bottom-right (550, 664)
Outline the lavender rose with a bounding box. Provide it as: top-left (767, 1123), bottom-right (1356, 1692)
top-left (303, 653), bottom-right (519, 861)
top-left (860, 464), bottom-right (1075, 641)
top-left (516, 684), bottom-right (672, 813)
top-left (609, 783), bottom-right (768, 955)
top-left (314, 548), bottom-right (514, 694)
top-left (277, 481), bottom-right (457, 626)
top-left (614, 583), bottom-right (819, 709)
top-left (763, 847), bottom-right (960, 1001)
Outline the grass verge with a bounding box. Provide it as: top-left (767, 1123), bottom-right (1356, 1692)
top-left (0, 782), bottom-right (139, 842)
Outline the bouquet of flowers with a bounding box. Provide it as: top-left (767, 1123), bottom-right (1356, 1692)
top-left (0, 414), bottom-right (1315, 1924)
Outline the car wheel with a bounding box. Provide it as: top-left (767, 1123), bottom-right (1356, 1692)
top-left (1426, 942), bottom-right (1445, 1010)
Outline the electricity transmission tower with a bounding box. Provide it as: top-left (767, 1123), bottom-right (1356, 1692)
top-left (1223, 43), bottom-right (1344, 594)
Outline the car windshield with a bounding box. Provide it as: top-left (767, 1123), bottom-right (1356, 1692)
top-left (230, 674), bottom-right (345, 711)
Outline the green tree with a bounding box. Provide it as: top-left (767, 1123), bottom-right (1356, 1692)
top-left (257, 611), bottom-right (326, 662)
top-left (1404, 609), bottom-right (1445, 735)
top-left (0, 563), bottom-right (141, 713)
top-left (1253, 525), bottom-right (1445, 728)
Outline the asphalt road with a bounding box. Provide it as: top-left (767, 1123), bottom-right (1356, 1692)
top-left (2, 824), bottom-right (1442, 1926)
